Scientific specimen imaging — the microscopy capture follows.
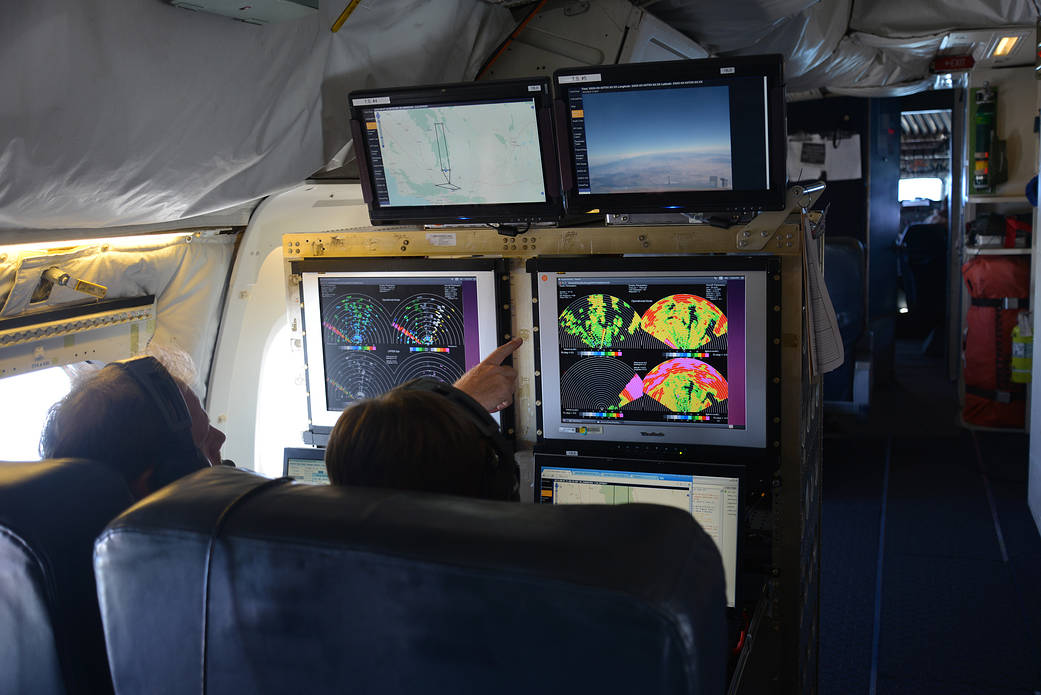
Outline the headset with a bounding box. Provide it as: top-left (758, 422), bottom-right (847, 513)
top-left (109, 355), bottom-right (210, 489)
top-left (398, 377), bottom-right (519, 501)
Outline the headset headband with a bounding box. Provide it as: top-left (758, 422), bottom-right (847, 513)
top-left (109, 355), bottom-right (208, 486)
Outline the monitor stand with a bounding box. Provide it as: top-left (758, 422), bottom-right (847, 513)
top-left (606, 211), bottom-right (758, 228)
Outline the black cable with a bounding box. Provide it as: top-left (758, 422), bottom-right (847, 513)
top-left (485, 222), bottom-right (531, 237)
top-left (200, 476), bottom-right (292, 695)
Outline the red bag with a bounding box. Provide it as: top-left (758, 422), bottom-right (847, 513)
top-left (961, 255), bottom-right (1030, 428)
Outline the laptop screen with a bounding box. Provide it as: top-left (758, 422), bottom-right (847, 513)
top-left (283, 447), bottom-right (329, 486)
top-left (538, 463), bottom-right (740, 607)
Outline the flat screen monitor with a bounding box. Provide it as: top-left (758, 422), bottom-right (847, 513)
top-left (283, 447), bottom-right (329, 485)
top-left (299, 259), bottom-right (506, 429)
top-left (348, 77), bottom-right (563, 225)
top-left (553, 54), bottom-right (786, 214)
top-left (530, 256), bottom-right (779, 454)
top-left (537, 456), bottom-right (742, 608)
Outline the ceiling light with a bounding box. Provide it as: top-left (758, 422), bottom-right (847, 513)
top-left (992, 36), bottom-right (1020, 57)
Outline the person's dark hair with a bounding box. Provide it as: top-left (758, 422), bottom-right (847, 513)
top-left (39, 363), bottom-right (194, 489)
top-left (324, 388), bottom-right (500, 499)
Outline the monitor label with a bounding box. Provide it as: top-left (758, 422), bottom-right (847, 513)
top-left (559, 73), bottom-right (602, 84)
top-left (353, 96), bottom-right (391, 106)
top-left (424, 232), bottom-right (457, 247)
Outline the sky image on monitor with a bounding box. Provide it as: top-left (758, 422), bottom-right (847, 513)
top-left (582, 85), bottom-right (733, 194)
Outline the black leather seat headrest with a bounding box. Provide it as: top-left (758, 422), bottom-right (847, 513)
top-left (96, 466), bottom-right (726, 694)
top-left (0, 458), bottom-right (134, 695)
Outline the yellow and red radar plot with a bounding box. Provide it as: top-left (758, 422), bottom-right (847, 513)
top-left (642, 358), bottom-right (728, 412)
top-left (640, 294), bottom-right (727, 349)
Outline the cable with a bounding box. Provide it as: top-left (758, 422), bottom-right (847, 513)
top-left (485, 222), bottom-right (531, 237)
top-left (200, 476), bottom-right (292, 695)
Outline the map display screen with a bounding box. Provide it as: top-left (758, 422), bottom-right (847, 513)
top-left (363, 99), bottom-right (547, 207)
top-left (348, 77), bottom-right (562, 225)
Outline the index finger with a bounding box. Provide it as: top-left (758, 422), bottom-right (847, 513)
top-left (482, 337), bottom-right (523, 365)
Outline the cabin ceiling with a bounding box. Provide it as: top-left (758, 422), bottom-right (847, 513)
top-left (1, 0), bottom-right (1038, 235)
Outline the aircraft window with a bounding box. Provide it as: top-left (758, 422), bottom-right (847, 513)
top-left (254, 322), bottom-right (309, 478)
top-left (0, 366), bottom-right (74, 460)
top-left (898, 177), bottom-right (944, 202)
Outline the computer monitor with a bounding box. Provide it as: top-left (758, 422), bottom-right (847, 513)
top-left (348, 77), bottom-right (563, 225)
top-left (553, 54), bottom-right (786, 215)
top-left (283, 447), bottom-right (329, 485)
top-left (299, 259), bottom-right (507, 429)
top-left (529, 256), bottom-right (779, 456)
top-left (536, 455), bottom-right (743, 608)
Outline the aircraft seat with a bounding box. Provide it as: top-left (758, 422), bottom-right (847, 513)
top-left (95, 465), bottom-right (727, 694)
top-left (823, 236), bottom-right (872, 414)
top-left (0, 459), bottom-right (134, 695)
top-left (896, 222), bottom-right (948, 350)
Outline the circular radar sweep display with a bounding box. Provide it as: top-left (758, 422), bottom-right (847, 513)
top-left (560, 357), bottom-right (638, 412)
top-left (642, 358), bottom-right (728, 413)
top-left (558, 294), bottom-right (641, 349)
top-left (322, 294), bottom-right (394, 345)
top-left (390, 294), bottom-right (465, 346)
top-left (325, 352), bottom-right (396, 408)
top-left (396, 352), bottom-right (465, 385)
top-left (640, 294), bottom-right (728, 350)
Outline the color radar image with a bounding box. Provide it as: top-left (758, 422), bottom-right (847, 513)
top-left (556, 276), bottom-right (741, 427)
top-left (318, 276), bottom-right (479, 410)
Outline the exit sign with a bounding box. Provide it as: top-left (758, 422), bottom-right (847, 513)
top-left (931, 55), bottom-right (976, 72)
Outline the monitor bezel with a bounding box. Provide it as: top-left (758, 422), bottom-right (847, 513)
top-left (294, 258), bottom-right (512, 431)
top-left (552, 54), bottom-right (787, 215)
top-left (528, 255), bottom-right (780, 463)
top-left (534, 451), bottom-right (747, 609)
top-left (348, 77), bottom-right (564, 225)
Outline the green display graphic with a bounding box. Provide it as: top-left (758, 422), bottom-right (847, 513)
top-left (559, 294), bottom-right (641, 349)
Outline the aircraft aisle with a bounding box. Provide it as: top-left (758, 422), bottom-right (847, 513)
top-left (821, 340), bottom-right (1041, 694)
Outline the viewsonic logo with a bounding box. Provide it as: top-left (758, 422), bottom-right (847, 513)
top-left (639, 431), bottom-right (665, 437)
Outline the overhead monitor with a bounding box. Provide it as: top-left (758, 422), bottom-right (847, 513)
top-left (283, 447), bottom-right (329, 485)
top-left (299, 259), bottom-right (507, 430)
top-left (536, 456), bottom-right (743, 608)
top-left (348, 77), bottom-right (563, 225)
top-left (553, 54), bottom-right (786, 214)
top-left (529, 256), bottom-right (779, 456)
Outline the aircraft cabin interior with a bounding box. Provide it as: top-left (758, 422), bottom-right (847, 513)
top-left (2, 1), bottom-right (1041, 694)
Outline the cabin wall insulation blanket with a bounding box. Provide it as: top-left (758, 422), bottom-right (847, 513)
top-left (0, 234), bottom-right (235, 393)
top-left (0, 1), bottom-right (513, 233)
top-left (651, 0), bottom-right (1040, 94)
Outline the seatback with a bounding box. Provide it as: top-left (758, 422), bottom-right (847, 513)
top-left (95, 466), bottom-right (727, 695)
top-left (897, 222), bottom-right (947, 320)
top-left (823, 237), bottom-right (867, 401)
top-left (0, 459), bottom-right (134, 695)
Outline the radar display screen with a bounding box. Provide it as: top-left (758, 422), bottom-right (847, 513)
top-left (316, 276), bottom-right (480, 411)
top-left (555, 276), bottom-right (746, 428)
